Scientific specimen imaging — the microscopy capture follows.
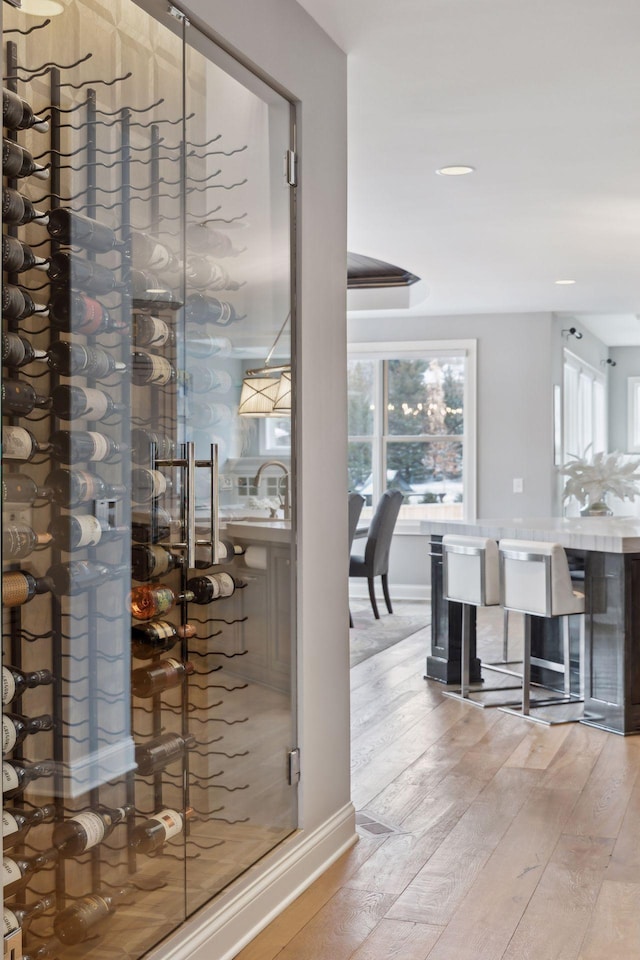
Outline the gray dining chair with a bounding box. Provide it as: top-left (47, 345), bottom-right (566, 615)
top-left (349, 489), bottom-right (403, 619)
top-left (348, 493), bottom-right (365, 627)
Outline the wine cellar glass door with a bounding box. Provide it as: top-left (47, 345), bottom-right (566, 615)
top-left (2, 0), bottom-right (298, 956)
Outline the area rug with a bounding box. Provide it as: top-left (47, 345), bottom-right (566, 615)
top-left (349, 604), bottom-right (429, 667)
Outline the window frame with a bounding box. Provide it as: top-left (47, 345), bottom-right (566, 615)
top-left (562, 349), bottom-right (607, 460)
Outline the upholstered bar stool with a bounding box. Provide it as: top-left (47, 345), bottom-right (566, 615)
top-left (442, 534), bottom-right (522, 707)
top-left (498, 539), bottom-right (585, 725)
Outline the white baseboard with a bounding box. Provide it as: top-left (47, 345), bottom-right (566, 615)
top-left (146, 802), bottom-right (357, 960)
top-left (349, 584), bottom-right (431, 603)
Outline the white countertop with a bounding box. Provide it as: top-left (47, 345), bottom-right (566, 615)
top-left (419, 516), bottom-right (640, 553)
top-left (224, 519), bottom-right (292, 545)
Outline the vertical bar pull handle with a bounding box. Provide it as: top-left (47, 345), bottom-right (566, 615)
top-left (185, 441), bottom-right (196, 570)
top-left (210, 443), bottom-right (219, 566)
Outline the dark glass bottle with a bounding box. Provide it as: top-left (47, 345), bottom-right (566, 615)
top-left (49, 289), bottom-right (126, 336)
top-left (48, 515), bottom-right (127, 552)
top-left (2, 379), bottom-right (50, 416)
top-left (2, 237), bottom-right (48, 274)
top-left (2, 425), bottom-right (49, 462)
top-left (53, 888), bottom-right (129, 945)
top-left (3, 894), bottom-right (56, 935)
top-left (3, 332), bottom-right (40, 368)
top-left (129, 584), bottom-right (194, 621)
top-left (1, 187), bottom-right (48, 226)
top-left (130, 231), bottom-right (177, 270)
top-left (3, 712), bottom-right (54, 754)
top-left (2, 760), bottom-right (55, 801)
top-left (131, 508), bottom-right (172, 544)
top-left (131, 620), bottom-right (179, 660)
top-left (131, 269), bottom-right (179, 309)
top-left (3, 88), bottom-right (48, 133)
top-left (131, 350), bottom-right (177, 386)
top-left (2, 849), bottom-right (58, 898)
top-left (186, 222), bottom-right (237, 256)
top-left (44, 468), bottom-right (126, 507)
top-left (133, 313), bottom-right (175, 348)
top-left (46, 561), bottom-right (129, 598)
top-left (3, 473), bottom-right (49, 504)
top-left (131, 467), bottom-right (172, 503)
top-left (2, 285), bottom-right (48, 321)
top-left (51, 384), bottom-right (126, 422)
top-left (135, 732), bottom-right (196, 776)
top-left (2, 666), bottom-right (53, 705)
top-left (131, 544), bottom-right (183, 581)
top-left (2, 805), bottom-right (56, 849)
top-left (3, 524), bottom-right (51, 560)
top-left (185, 332), bottom-right (232, 359)
top-left (194, 537), bottom-right (245, 568)
top-left (47, 253), bottom-right (121, 296)
top-left (2, 572), bottom-right (51, 608)
top-left (131, 659), bottom-right (194, 698)
top-left (185, 294), bottom-right (239, 326)
top-left (48, 429), bottom-right (124, 465)
top-left (187, 572), bottom-right (239, 603)
top-left (131, 429), bottom-right (175, 465)
top-left (130, 807), bottom-right (193, 854)
top-left (45, 341), bottom-right (126, 378)
top-left (52, 805), bottom-right (131, 857)
top-left (47, 209), bottom-right (120, 253)
top-left (2, 138), bottom-right (49, 180)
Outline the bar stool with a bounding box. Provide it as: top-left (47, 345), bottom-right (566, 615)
top-left (442, 534), bottom-right (522, 708)
top-left (498, 539), bottom-right (585, 725)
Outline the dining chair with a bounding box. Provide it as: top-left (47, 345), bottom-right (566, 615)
top-left (348, 493), bottom-right (365, 627)
top-left (349, 489), bottom-right (403, 619)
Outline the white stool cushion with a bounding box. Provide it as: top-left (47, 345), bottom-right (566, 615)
top-left (499, 539), bottom-right (585, 617)
top-left (442, 534), bottom-right (500, 607)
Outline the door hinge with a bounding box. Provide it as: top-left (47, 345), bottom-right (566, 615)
top-left (288, 748), bottom-right (301, 785)
top-left (168, 4), bottom-right (190, 26)
top-left (286, 149), bottom-right (297, 187)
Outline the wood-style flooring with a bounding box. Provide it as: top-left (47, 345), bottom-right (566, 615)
top-left (235, 618), bottom-right (640, 960)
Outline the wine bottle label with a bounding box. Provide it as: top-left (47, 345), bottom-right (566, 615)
top-left (1, 858), bottom-right (22, 885)
top-left (148, 808), bottom-right (183, 841)
top-left (149, 471), bottom-right (168, 497)
top-left (202, 575), bottom-right (221, 598)
top-left (79, 387), bottom-right (109, 419)
top-left (69, 812), bottom-right (107, 851)
top-left (144, 354), bottom-right (173, 385)
top-left (149, 620), bottom-right (176, 640)
top-left (2, 426), bottom-right (33, 459)
top-left (2, 763), bottom-right (19, 792)
top-left (74, 515), bottom-right (103, 548)
top-left (2, 668), bottom-right (16, 705)
top-left (152, 587), bottom-right (174, 615)
top-left (74, 471), bottom-right (98, 502)
top-left (148, 545), bottom-right (170, 575)
top-left (77, 296), bottom-right (105, 335)
top-left (2, 716), bottom-right (17, 753)
top-left (2, 811), bottom-right (19, 837)
top-left (2, 573), bottom-right (30, 606)
top-left (86, 431), bottom-right (111, 462)
top-left (137, 315), bottom-right (170, 346)
top-left (3, 908), bottom-right (19, 935)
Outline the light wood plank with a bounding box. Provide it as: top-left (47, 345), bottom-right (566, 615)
top-left (562, 733), bottom-right (640, 838)
top-left (578, 881), bottom-right (640, 960)
top-left (604, 772), bottom-right (640, 883)
top-left (504, 720), bottom-right (573, 770)
top-left (350, 918), bottom-right (443, 960)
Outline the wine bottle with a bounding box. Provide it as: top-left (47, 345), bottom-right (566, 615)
top-left (133, 313), bottom-right (175, 348)
top-left (47, 253), bottom-right (121, 296)
top-left (2, 425), bottom-right (49, 462)
top-left (131, 659), bottom-right (194, 698)
top-left (53, 888), bottom-right (129, 945)
top-left (44, 468), bottom-right (126, 507)
top-left (131, 620), bottom-right (179, 659)
top-left (2, 850), bottom-right (58, 899)
top-left (2, 237), bottom-right (48, 274)
top-left (22, 940), bottom-right (64, 960)
top-left (2, 187), bottom-right (48, 226)
top-left (2, 138), bottom-right (49, 180)
top-left (185, 294), bottom-right (239, 326)
top-left (2, 379), bottom-right (50, 415)
top-left (131, 508), bottom-right (172, 544)
top-left (3, 332), bottom-right (41, 367)
top-left (47, 208), bottom-right (120, 253)
top-left (48, 515), bottom-right (127, 552)
top-left (2, 285), bottom-right (48, 321)
top-left (131, 429), bottom-right (175, 465)
top-left (187, 366), bottom-right (233, 395)
top-left (131, 544), bottom-right (183, 581)
top-left (48, 429), bottom-right (124, 464)
top-left (131, 467), bottom-right (171, 503)
top-left (49, 289), bottom-right (127, 336)
top-left (190, 401), bottom-right (232, 429)
top-left (52, 805), bottom-right (131, 857)
top-left (186, 222), bottom-right (237, 256)
top-left (2, 666), bottom-right (53, 705)
top-left (51, 384), bottom-right (126, 422)
top-left (2, 572), bottom-right (51, 608)
top-left (46, 561), bottom-right (128, 598)
top-left (135, 732), bottom-right (195, 776)
top-left (130, 807), bottom-right (193, 854)
top-left (131, 269), bottom-right (179, 309)
top-left (3, 473), bottom-right (49, 504)
top-left (4, 894), bottom-right (56, 935)
top-left (187, 572), bottom-right (239, 603)
top-left (3, 523), bottom-right (51, 560)
top-left (3, 713), bottom-right (54, 754)
top-left (131, 350), bottom-right (178, 386)
top-left (194, 537), bottom-right (245, 568)
top-left (2, 805), bottom-right (56, 849)
top-left (3, 88), bottom-right (48, 133)
top-left (45, 341), bottom-right (126, 378)
top-left (130, 583), bottom-right (194, 621)
top-left (2, 760), bottom-right (55, 801)
top-left (185, 333), bottom-right (232, 359)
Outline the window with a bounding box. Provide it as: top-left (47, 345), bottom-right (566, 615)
top-left (563, 350), bottom-right (607, 460)
top-left (348, 341), bottom-right (476, 523)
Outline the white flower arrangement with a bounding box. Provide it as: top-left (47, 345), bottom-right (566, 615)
top-left (560, 449), bottom-right (640, 508)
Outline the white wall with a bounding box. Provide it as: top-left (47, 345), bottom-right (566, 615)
top-left (609, 345), bottom-right (640, 453)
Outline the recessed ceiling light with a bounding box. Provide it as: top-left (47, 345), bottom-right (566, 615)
top-left (436, 165), bottom-right (475, 177)
top-left (555, 279), bottom-right (576, 285)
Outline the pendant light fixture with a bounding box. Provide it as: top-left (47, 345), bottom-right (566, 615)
top-left (238, 314), bottom-right (291, 417)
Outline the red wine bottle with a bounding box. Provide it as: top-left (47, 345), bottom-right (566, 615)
top-left (46, 561), bottom-right (129, 597)
top-left (2, 849), bottom-right (58, 898)
top-left (131, 269), bottom-right (178, 309)
top-left (131, 429), bottom-right (175, 465)
top-left (2, 187), bottom-right (48, 225)
top-left (131, 620), bottom-right (179, 659)
top-left (2, 760), bottom-right (55, 801)
top-left (2, 332), bottom-right (42, 367)
top-left (135, 732), bottom-right (195, 776)
top-left (2, 379), bottom-right (50, 415)
top-left (44, 468), bottom-right (126, 507)
top-left (49, 289), bottom-right (126, 335)
top-left (2, 425), bottom-right (49, 461)
top-left (130, 807), bottom-right (193, 853)
top-left (131, 350), bottom-right (178, 386)
top-left (3, 473), bottom-right (49, 504)
top-left (3, 712), bottom-right (54, 754)
top-left (3, 88), bottom-right (48, 133)
top-left (185, 294), bottom-right (239, 325)
top-left (48, 515), bottom-right (127, 552)
top-left (2, 138), bottom-right (49, 180)
top-left (133, 313), bottom-right (175, 348)
top-left (131, 468), bottom-right (172, 502)
top-left (45, 341), bottom-right (126, 378)
top-left (3, 523), bottom-right (51, 560)
top-left (2, 285), bottom-right (48, 320)
top-left (2, 805), bottom-right (56, 849)
top-left (2, 237), bottom-right (48, 274)
top-left (131, 544), bottom-right (183, 581)
top-left (47, 208), bottom-right (120, 253)
top-left (187, 572), bottom-right (240, 603)
top-left (2, 572), bottom-right (51, 608)
top-left (49, 429), bottom-right (124, 464)
top-left (53, 888), bottom-right (129, 945)
top-left (52, 805), bottom-right (131, 857)
top-left (47, 253), bottom-right (121, 296)
top-left (131, 659), bottom-right (194, 697)
top-left (51, 384), bottom-right (126, 422)
top-left (2, 666), bottom-right (53, 705)
top-left (131, 508), bottom-right (172, 544)
top-left (3, 894), bottom-right (56, 935)
top-left (194, 537), bottom-right (245, 568)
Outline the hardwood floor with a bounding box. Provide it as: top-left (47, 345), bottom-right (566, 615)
top-left (235, 618), bottom-right (640, 960)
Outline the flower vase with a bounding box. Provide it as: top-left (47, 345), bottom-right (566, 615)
top-left (580, 497), bottom-right (613, 517)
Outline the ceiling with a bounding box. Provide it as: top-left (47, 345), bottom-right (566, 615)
top-left (295, 0), bottom-right (640, 342)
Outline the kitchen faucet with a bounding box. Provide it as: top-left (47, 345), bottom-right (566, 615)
top-left (253, 460), bottom-right (291, 520)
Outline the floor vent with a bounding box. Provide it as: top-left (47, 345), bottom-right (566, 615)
top-left (355, 811), bottom-right (402, 836)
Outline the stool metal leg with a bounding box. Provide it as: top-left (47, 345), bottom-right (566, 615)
top-left (522, 614), bottom-right (531, 716)
top-left (483, 607), bottom-right (524, 678)
top-left (443, 602), bottom-right (521, 709)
